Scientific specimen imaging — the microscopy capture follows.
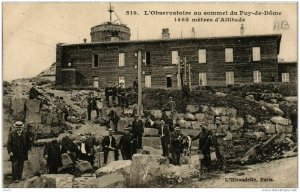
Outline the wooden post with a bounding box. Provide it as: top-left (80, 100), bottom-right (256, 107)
top-left (137, 51), bottom-right (142, 117)
top-left (177, 56), bottom-right (182, 90)
top-left (184, 57), bottom-right (187, 82)
top-left (188, 63), bottom-right (192, 90)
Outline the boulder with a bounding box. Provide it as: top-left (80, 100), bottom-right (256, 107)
top-left (149, 110), bottom-right (162, 119)
top-left (215, 92), bottom-right (227, 97)
top-left (11, 97), bottom-right (26, 113)
top-left (25, 99), bottom-right (41, 112)
top-left (265, 103), bottom-right (280, 109)
top-left (67, 116), bottom-right (81, 124)
top-left (144, 128), bottom-right (159, 136)
top-left (142, 137), bottom-right (161, 149)
top-left (3, 96), bottom-right (11, 109)
top-left (227, 108), bottom-right (237, 117)
top-left (130, 154), bottom-right (168, 186)
top-left (76, 161), bottom-right (93, 174)
top-left (246, 115), bottom-right (256, 124)
top-left (200, 105), bottom-right (209, 113)
top-left (210, 107), bottom-right (227, 116)
top-left (284, 96), bottom-right (297, 102)
top-left (186, 105), bottom-right (200, 113)
top-left (194, 113), bottom-right (205, 122)
top-left (8, 176), bottom-right (51, 188)
top-left (190, 121), bottom-right (203, 130)
top-left (61, 153), bottom-right (73, 169)
top-left (260, 123), bottom-right (276, 134)
top-left (123, 108), bottom-right (134, 115)
top-left (177, 119), bottom-right (190, 129)
top-left (184, 113), bottom-right (195, 121)
top-left (74, 173), bottom-right (126, 188)
top-left (270, 99), bottom-right (277, 104)
top-left (179, 155), bottom-right (200, 170)
top-left (237, 118), bottom-right (244, 128)
top-left (94, 151), bottom-right (123, 168)
top-left (270, 116), bottom-right (291, 126)
top-left (40, 174), bottom-right (74, 188)
top-left (180, 129), bottom-right (200, 137)
top-left (23, 147), bottom-right (47, 178)
top-left (176, 113), bottom-right (185, 120)
top-left (162, 164), bottom-right (199, 180)
top-left (273, 107), bottom-right (284, 116)
top-left (25, 111), bottom-right (41, 124)
top-left (117, 117), bottom-right (132, 132)
top-left (245, 95), bottom-right (255, 101)
top-left (142, 146), bottom-right (162, 155)
top-left (12, 111), bottom-right (25, 121)
top-left (96, 160), bottom-right (131, 177)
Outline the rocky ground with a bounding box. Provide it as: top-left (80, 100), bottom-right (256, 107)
top-left (2, 78), bottom-right (298, 188)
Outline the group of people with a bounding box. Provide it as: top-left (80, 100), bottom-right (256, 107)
top-left (104, 82), bottom-right (128, 108)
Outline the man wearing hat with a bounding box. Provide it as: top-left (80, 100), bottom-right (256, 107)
top-left (56, 96), bottom-right (69, 122)
top-left (7, 121), bottom-right (32, 182)
top-left (87, 91), bottom-right (101, 121)
top-left (191, 123), bottom-right (213, 170)
top-left (131, 114), bottom-right (144, 150)
top-left (170, 124), bottom-right (184, 165)
top-left (158, 120), bottom-right (171, 157)
top-left (101, 129), bottom-right (119, 165)
top-left (181, 81), bottom-right (190, 103)
top-left (108, 105), bottom-right (120, 132)
top-left (119, 126), bottom-right (133, 160)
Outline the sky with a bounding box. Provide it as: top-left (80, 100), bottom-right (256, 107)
top-left (3, 2), bottom-right (297, 81)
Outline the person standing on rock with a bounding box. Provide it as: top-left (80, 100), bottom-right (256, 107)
top-left (119, 126), bottom-right (133, 160)
top-left (44, 138), bottom-right (62, 174)
top-left (131, 114), bottom-right (144, 150)
top-left (108, 105), bottom-right (120, 132)
top-left (158, 120), bottom-right (171, 157)
top-left (57, 97), bottom-right (69, 122)
top-left (182, 81), bottom-right (190, 103)
top-left (101, 129), bottom-right (119, 165)
top-left (166, 97), bottom-right (177, 121)
top-left (212, 116), bottom-right (227, 170)
top-left (170, 124), bottom-right (184, 165)
top-left (191, 124), bottom-right (213, 170)
top-left (161, 110), bottom-right (174, 132)
top-left (87, 91), bottom-right (100, 121)
top-left (133, 77), bottom-right (138, 93)
top-left (7, 121), bottom-right (32, 183)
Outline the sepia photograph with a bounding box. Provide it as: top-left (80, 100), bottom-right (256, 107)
top-left (2, 2), bottom-right (298, 189)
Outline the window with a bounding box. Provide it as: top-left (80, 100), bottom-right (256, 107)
top-left (145, 75), bottom-right (152, 88)
top-left (199, 73), bottom-right (207, 86)
top-left (92, 54), bottom-right (99, 68)
top-left (198, 49), bottom-right (206, 64)
top-left (225, 48), bottom-right (233, 62)
top-left (252, 47), bottom-right (261, 61)
top-left (253, 71), bottom-right (262, 83)
top-left (226, 71), bottom-right (234, 85)
top-left (145, 52), bottom-right (151, 65)
top-left (172, 51), bottom-right (179, 64)
top-left (119, 76), bottom-right (125, 86)
top-left (166, 75), bottom-right (172, 88)
top-left (119, 53), bottom-right (125, 67)
top-left (282, 73), bottom-right (290, 83)
top-left (92, 76), bottom-right (99, 88)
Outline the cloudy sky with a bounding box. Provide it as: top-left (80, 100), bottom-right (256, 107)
top-left (3, 2), bottom-right (297, 81)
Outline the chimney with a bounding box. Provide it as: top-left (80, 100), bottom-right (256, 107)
top-left (240, 24), bottom-right (244, 36)
top-left (162, 28), bottom-right (170, 39)
top-left (83, 38), bottom-right (87, 43)
top-left (191, 27), bottom-right (195, 38)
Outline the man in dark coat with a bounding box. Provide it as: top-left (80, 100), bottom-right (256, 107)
top-left (101, 129), bottom-right (119, 165)
top-left (131, 114), bottom-right (144, 149)
top-left (87, 91), bottom-right (100, 121)
top-left (133, 77), bottom-right (138, 93)
top-left (29, 83), bottom-right (43, 100)
top-left (170, 124), bottom-right (184, 165)
top-left (77, 134), bottom-right (96, 166)
top-left (158, 120), bottom-right (171, 157)
top-left (117, 83), bottom-right (128, 108)
top-left (57, 97), bottom-right (69, 122)
top-left (119, 127), bottom-right (133, 160)
top-left (108, 105), bottom-right (120, 132)
top-left (7, 121), bottom-right (32, 182)
top-left (61, 133), bottom-right (79, 162)
top-left (161, 110), bottom-right (174, 132)
top-left (191, 125), bottom-right (213, 170)
top-left (212, 117), bottom-right (227, 170)
top-left (44, 139), bottom-right (62, 174)
top-left (182, 81), bottom-right (190, 103)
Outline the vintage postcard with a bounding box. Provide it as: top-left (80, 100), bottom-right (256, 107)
top-left (2, 2), bottom-right (298, 189)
